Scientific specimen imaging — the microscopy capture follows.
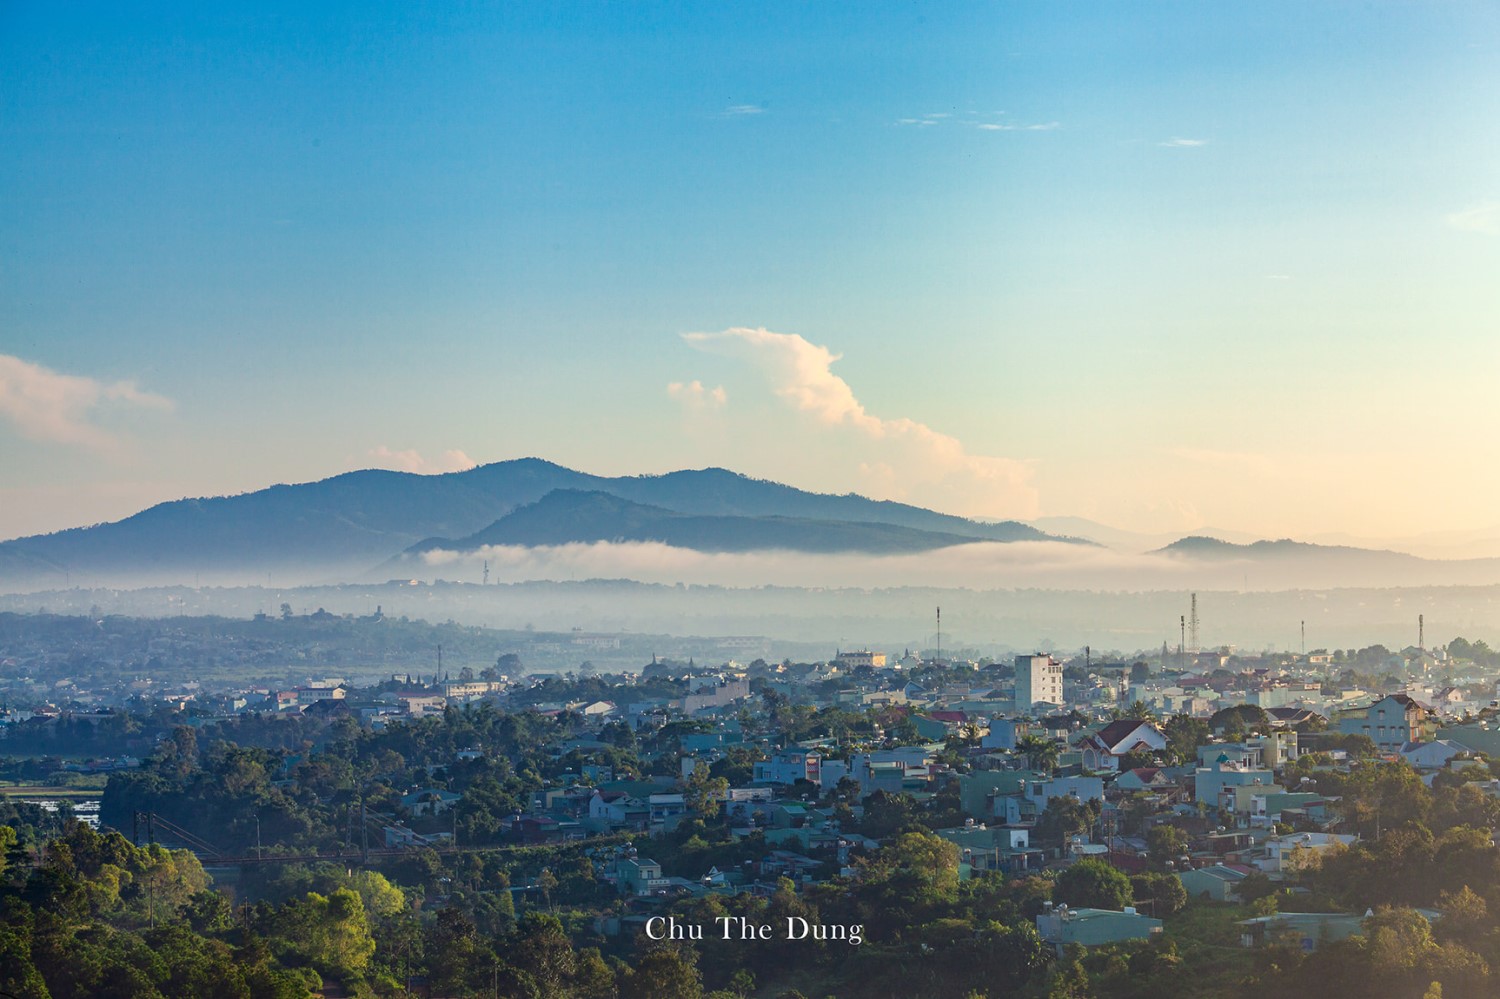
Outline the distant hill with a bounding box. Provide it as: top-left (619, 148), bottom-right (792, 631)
top-left (1150, 535), bottom-right (1500, 587)
top-left (1155, 536), bottom-right (1430, 564)
top-left (404, 489), bottom-right (988, 556)
top-left (0, 458), bottom-right (1073, 591)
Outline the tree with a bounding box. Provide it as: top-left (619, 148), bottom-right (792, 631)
top-left (1017, 735), bottom-right (1060, 774)
top-left (275, 887), bottom-right (376, 978)
top-left (1163, 714), bottom-right (1210, 764)
top-left (1053, 858), bottom-right (1132, 911)
top-left (684, 765), bottom-right (729, 819)
top-left (1146, 825), bottom-right (1189, 870)
top-left (621, 945), bottom-right (702, 999)
top-left (1033, 795), bottom-right (1099, 849)
top-left (1131, 872), bottom-right (1188, 917)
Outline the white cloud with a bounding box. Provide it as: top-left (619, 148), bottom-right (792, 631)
top-left (1159, 137), bottom-right (1209, 147)
top-left (680, 327), bottom-right (1038, 518)
top-left (367, 446), bottom-right (478, 475)
top-left (666, 380), bottom-right (727, 410)
top-left (720, 104), bottom-right (765, 117)
top-left (906, 112), bottom-right (1059, 132)
top-left (1446, 200), bottom-right (1500, 235)
top-left (0, 353), bottom-right (173, 451)
top-left (413, 539), bottom-right (1206, 591)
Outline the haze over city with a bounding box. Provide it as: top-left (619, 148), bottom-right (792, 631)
top-left (4, 3), bottom-right (1499, 551)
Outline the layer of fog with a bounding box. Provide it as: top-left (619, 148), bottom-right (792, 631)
top-left (412, 539), bottom-right (1500, 592)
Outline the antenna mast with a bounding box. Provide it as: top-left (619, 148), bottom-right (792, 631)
top-left (936, 607), bottom-right (941, 664)
top-left (1189, 593), bottom-right (1200, 653)
top-left (483, 559), bottom-right (489, 585)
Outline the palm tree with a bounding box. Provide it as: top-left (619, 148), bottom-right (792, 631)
top-left (1016, 734), bottom-right (1059, 774)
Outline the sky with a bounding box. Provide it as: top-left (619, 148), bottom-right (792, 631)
top-left (3, 2), bottom-right (1500, 545)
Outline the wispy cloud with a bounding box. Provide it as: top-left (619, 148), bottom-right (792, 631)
top-left (1159, 137), bottom-right (1209, 147)
top-left (1446, 200), bottom-right (1500, 235)
top-left (367, 446), bottom-right (477, 475)
top-left (897, 110), bottom-right (1058, 132)
top-left (666, 380), bottom-right (727, 411)
top-left (0, 354), bottom-right (173, 451)
top-left (720, 104), bottom-right (765, 117)
top-left (680, 327), bottom-right (1037, 518)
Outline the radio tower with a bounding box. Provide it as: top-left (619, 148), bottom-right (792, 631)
top-left (1419, 614), bottom-right (1425, 652)
top-left (1189, 593), bottom-right (1200, 653)
top-left (483, 559), bottom-right (489, 586)
top-left (935, 607), bottom-right (941, 664)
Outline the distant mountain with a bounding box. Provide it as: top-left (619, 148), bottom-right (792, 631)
top-left (1155, 536), bottom-right (1428, 563)
top-left (1026, 517), bottom-right (1262, 552)
top-left (404, 489), bottom-right (988, 556)
top-left (1149, 535), bottom-right (1500, 588)
top-left (0, 459), bottom-right (1074, 591)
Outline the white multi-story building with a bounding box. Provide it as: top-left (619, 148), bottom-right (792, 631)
top-left (1015, 654), bottom-right (1064, 711)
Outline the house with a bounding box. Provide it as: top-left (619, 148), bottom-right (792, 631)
top-left (997, 775), bottom-right (1105, 825)
top-left (1235, 911), bottom-right (1447, 951)
top-left (938, 822), bottom-right (1044, 875)
top-left (401, 788), bottom-right (462, 816)
top-left (587, 790), bottom-right (649, 831)
top-left (1268, 707), bottom-right (1325, 729)
top-left (753, 749), bottom-right (822, 786)
top-left (1036, 904), bottom-right (1163, 951)
top-left (1195, 756), bottom-right (1276, 812)
top-left (616, 858), bottom-right (669, 896)
top-left (1249, 792), bottom-right (1326, 828)
top-left (1400, 740), bottom-right (1468, 771)
top-left (981, 718), bottom-right (1028, 752)
top-left (1177, 864), bottom-right (1249, 902)
top-left (1337, 694), bottom-right (1438, 752)
top-left (648, 793), bottom-right (687, 830)
top-left (1075, 720), bottom-right (1169, 772)
top-left (1114, 767), bottom-right (1175, 793)
top-left (1256, 832), bottom-right (1358, 874)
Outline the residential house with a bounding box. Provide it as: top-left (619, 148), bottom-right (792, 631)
top-left (401, 788), bottom-right (462, 817)
top-left (1256, 832), bottom-right (1358, 874)
top-left (1178, 864), bottom-right (1249, 902)
top-left (1036, 904), bottom-right (1163, 952)
top-left (1337, 694), bottom-right (1438, 752)
top-left (1401, 740), bottom-right (1469, 771)
top-left (1075, 720), bottom-right (1169, 772)
top-left (753, 749), bottom-right (821, 786)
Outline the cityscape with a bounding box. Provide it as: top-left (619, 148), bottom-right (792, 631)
top-left (5, 3), bottom-right (1500, 998)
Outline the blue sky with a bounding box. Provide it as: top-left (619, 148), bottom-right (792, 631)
top-left (3, 2), bottom-right (1499, 543)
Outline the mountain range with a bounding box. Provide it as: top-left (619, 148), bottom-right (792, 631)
top-left (0, 459), bottom-right (1071, 590)
top-left (5, 458), bottom-right (1500, 595)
